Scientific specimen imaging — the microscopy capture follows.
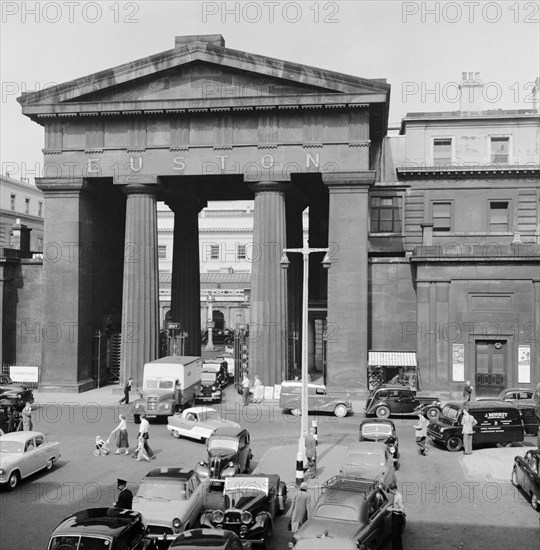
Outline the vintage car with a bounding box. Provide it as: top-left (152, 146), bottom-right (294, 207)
top-left (196, 364), bottom-right (228, 403)
top-left (132, 468), bottom-right (210, 543)
top-left (47, 508), bottom-right (157, 550)
top-left (279, 381), bottom-right (352, 418)
top-left (169, 529), bottom-right (252, 550)
top-left (339, 442), bottom-right (395, 489)
top-left (0, 430), bottom-right (60, 489)
top-left (0, 400), bottom-right (23, 434)
top-left (0, 374), bottom-right (34, 409)
top-left (200, 474), bottom-right (287, 547)
top-left (293, 476), bottom-right (397, 549)
top-left (477, 388), bottom-right (539, 436)
top-left (292, 537), bottom-right (358, 550)
top-left (167, 407), bottom-right (240, 442)
top-left (359, 419), bottom-right (399, 469)
top-left (512, 449), bottom-right (540, 510)
top-left (202, 362), bottom-right (229, 388)
top-left (215, 355), bottom-right (235, 381)
top-left (364, 385), bottom-right (441, 420)
top-left (195, 428), bottom-right (252, 484)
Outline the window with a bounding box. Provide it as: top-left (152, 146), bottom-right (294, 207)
top-left (370, 196), bottom-right (402, 233)
top-left (491, 137), bottom-right (510, 164)
top-left (237, 244), bottom-right (247, 260)
top-left (433, 138), bottom-right (452, 166)
top-left (10, 194), bottom-right (16, 211)
top-left (210, 245), bottom-right (219, 260)
top-left (158, 245), bottom-right (167, 259)
top-left (489, 201), bottom-right (509, 232)
top-left (25, 198), bottom-right (30, 214)
top-left (432, 201), bottom-right (452, 231)
top-left (38, 202), bottom-right (43, 217)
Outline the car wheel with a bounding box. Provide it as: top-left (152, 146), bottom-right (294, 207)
top-left (511, 467), bottom-right (520, 487)
top-left (425, 407), bottom-right (439, 421)
top-left (8, 471), bottom-right (19, 490)
top-left (446, 436), bottom-right (463, 452)
top-left (334, 404), bottom-right (348, 418)
top-left (531, 494), bottom-right (538, 511)
top-left (375, 406), bottom-right (390, 419)
top-left (171, 430), bottom-right (181, 439)
top-left (45, 458), bottom-right (54, 471)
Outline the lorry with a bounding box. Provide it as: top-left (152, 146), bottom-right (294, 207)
top-left (131, 356), bottom-right (202, 423)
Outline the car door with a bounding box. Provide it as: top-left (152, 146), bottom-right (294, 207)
top-left (362, 490), bottom-right (390, 547)
top-left (21, 437), bottom-right (39, 477)
top-left (522, 452), bottom-right (536, 493)
top-left (397, 390), bottom-right (416, 414)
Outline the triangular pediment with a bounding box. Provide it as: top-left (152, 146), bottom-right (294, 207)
top-left (19, 36), bottom-right (390, 108)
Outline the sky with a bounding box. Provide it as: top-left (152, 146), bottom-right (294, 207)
top-left (1, 0), bottom-right (539, 184)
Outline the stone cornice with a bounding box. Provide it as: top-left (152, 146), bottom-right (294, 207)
top-left (322, 171), bottom-right (377, 189)
top-left (35, 177), bottom-right (94, 198)
top-left (397, 165), bottom-right (540, 179)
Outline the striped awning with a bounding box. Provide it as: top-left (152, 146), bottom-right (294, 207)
top-left (368, 351), bottom-right (417, 367)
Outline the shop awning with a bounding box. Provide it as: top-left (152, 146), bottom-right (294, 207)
top-left (368, 351), bottom-right (417, 367)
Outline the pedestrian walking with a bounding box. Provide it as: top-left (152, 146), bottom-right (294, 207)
top-left (305, 428), bottom-right (317, 475)
top-left (111, 414), bottom-right (130, 455)
top-left (252, 374), bottom-right (263, 403)
top-left (413, 410), bottom-right (428, 455)
top-left (241, 371), bottom-right (251, 406)
top-left (462, 380), bottom-right (473, 404)
top-left (21, 402), bottom-right (33, 431)
top-left (119, 378), bottom-right (133, 405)
top-left (388, 483), bottom-right (405, 550)
top-left (132, 414), bottom-right (155, 459)
top-left (290, 482), bottom-right (311, 534)
top-left (461, 408), bottom-right (477, 455)
top-left (135, 434), bottom-right (151, 462)
top-left (113, 478), bottom-right (133, 509)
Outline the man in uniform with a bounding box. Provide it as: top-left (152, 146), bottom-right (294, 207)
top-left (113, 479), bottom-right (133, 509)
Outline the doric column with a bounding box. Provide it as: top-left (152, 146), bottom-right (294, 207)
top-left (323, 172), bottom-right (375, 389)
top-left (120, 183), bottom-right (159, 386)
top-left (167, 195), bottom-right (205, 356)
top-left (249, 181), bottom-right (288, 385)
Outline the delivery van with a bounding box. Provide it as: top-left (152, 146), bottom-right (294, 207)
top-left (427, 401), bottom-right (525, 451)
top-left (131, 356), bottom-right (202, 423)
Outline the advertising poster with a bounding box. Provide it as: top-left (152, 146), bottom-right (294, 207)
top-left (518, 346), bottom-right (531, 384)
top-left (452, 344), bottom-right (465, 382)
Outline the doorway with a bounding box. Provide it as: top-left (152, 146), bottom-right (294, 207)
top-left (475, 340), bottom-right (507, 397)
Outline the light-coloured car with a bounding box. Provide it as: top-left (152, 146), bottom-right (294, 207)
top-left (167, 407), bottom-right (240, 442)
top-left (339, 442), bottom-right (395, 489)
top-left (0, 431), bottom-right (60, 489)
top-left (132, 468), bottom-right (210, 542)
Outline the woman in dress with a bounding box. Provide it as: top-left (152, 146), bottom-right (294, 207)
top-left (252, 374), bottom-right (264, 403)
top-left (111, 414), bottom-right (130, 455)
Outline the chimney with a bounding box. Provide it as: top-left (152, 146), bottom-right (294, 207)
top-left (459, 71), bottom-right (484, 113)
top-left (11, 218), bottom-right (32, 251)
top-left (175, 35), bottom-right (225, 48)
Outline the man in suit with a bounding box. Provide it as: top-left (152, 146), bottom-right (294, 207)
top-left (114, 479), bottom-right (133, 509)
top-left (119, 378), bottom-right (133, 405)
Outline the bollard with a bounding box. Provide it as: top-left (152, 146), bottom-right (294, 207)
top-left (296, 452), bottom-right (304, 485)
top-left (311, 420), bottom-right (318, 443)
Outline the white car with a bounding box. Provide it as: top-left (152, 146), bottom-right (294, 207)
top-left (0, 431), bottom-right (61, 489)
top-left (167, 406), bottom-right (240, 442)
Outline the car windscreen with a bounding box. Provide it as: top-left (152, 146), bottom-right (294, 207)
top-left (346, 452), bottom-right (385, 466)
top-left (137, 480), bottom-right (188, 500)
top-left (208, 438), bottom-right (238, 452)
top-left (441, 405), bottom-right (460, 422)
top-left (144, 379), bottom-right (174, 390)
top-left (226, 488), bottom-right (265, 508)
top-left (201, 373), bottom-right (216, 383)
top-left (314, 504), bottom-right (359, 522)
top-left (361, 424), bottom-right (392, 437)
top-left (199, 411), bottom-right (219, 422)
top-left (0, 441), bottom-right (24, 453)
top-left (49, 536), bottom-right (111, 550)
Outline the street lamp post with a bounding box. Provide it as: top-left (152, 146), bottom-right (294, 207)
top-left (179, 331), bottom-right (189, 356)
top-left (205, 292), bottom-right (215, 351)
top-left (281, 240), bottom-right (331, 462)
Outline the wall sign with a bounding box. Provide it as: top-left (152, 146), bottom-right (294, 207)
top-left (518, 345), bottom-right (531, 384)
top-left (452, 344), bottom-right (465, 382)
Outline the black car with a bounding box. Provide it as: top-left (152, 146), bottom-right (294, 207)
top-left (359, 419), bottom-right (400, 469)
top-left (201, 474), bottom-right (287, 547)
top-left (0, 374), bottom-right (34, 410)
top-left (512, 449), bottom-right (540, 511)
top-left (364, 385), bottom-right (440, 420)
top-left (195, 428), bottom-right (252, 484)
top-left (0, 399), bottom-right (22, 433)
top-left (47, 507), bottom-right (157, 550)
top-left (169, 529), bottom-right (251, 550)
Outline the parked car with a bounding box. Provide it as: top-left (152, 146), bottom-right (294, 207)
top-left (428, 401), bottom-right (525, 452)
top-left (169, 529), bottom-right (252, 550)
top-left (202, 362), bottom-right (229, 388)
top-left (215, 355), bottom-right (235, 381)
top-left (195, 428), bottom-right (252, 484)
top-left (0, 374), bottom-right (34, 409)
top-left (279, 381), bottom-right (352, 418)
top-left (359, 419), bottom-right (399, 469)
top-left (293, 475), bottom-right (397, 549)
top-left (477, 388), bottom-right (539, 436)
top-left (339, 442), bottom-right (395, 489)
top-left (200, 474), bottom-right (287, 547)
top-left (47, 508), bottom-right (157, 550)
top-left (293, 537), bottom-right (358, 550)
top-left (0, 431), bottom-right (60, 489)
top-left (512, 449), bottom-right (540, 511)
top-left (132, 468), bottom-right (210, 544)
top-left (0, 400), bottom-right (22, 434)
top-left (364, 385), bottom-right (441, 420)
top-left (167, 407), bottom-right (240, 443)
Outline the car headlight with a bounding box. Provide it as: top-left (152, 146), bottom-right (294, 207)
top-left (172, 518), bottom-right (182, 533)
top-left (212, 386), bottom-right (216, 391)
top-left (389, 445), bottom-right (396, 453)
top-left (241, 511), bottom-right (252, 524)
top-left (212, 510), bottom-right (224, 523)
top-left (0, 469), bottom-right (4, 475)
